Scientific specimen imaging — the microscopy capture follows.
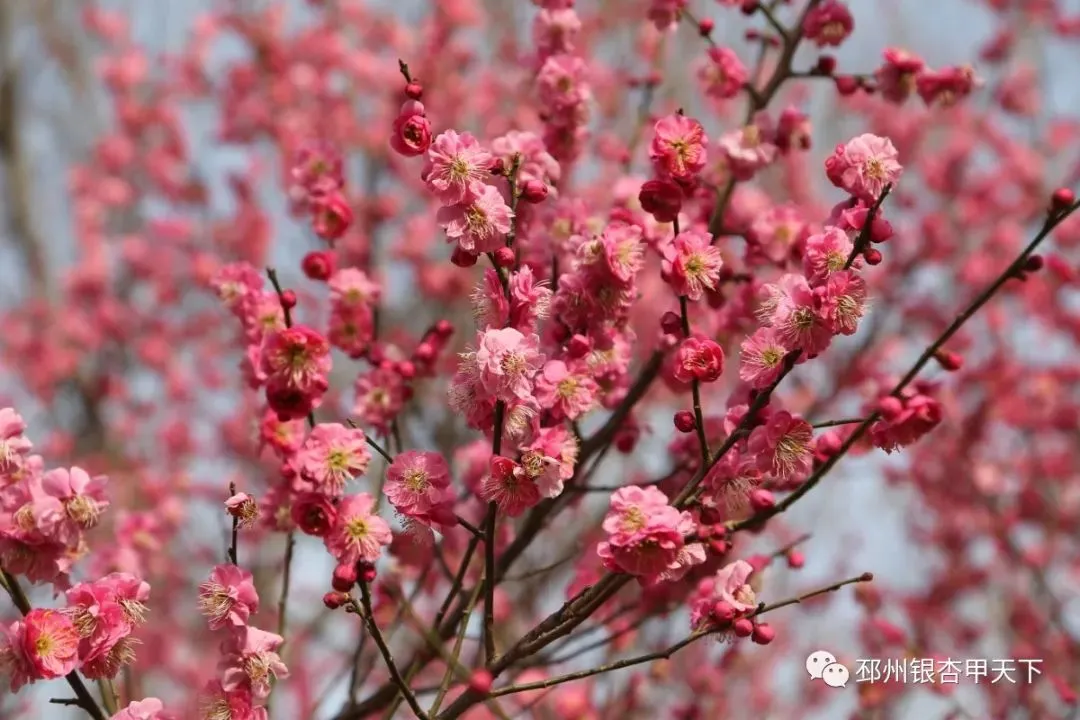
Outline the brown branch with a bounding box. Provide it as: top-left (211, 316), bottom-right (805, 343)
top-left (352, 580), bottom-right (430, 720)
top-left (484, 572), bottom-right (873, 700)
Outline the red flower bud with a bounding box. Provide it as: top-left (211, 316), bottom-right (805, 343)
top-left (638, 179), bottom-right (684, 224)
top-left (674, 411), bottom-right (696, 433)
top-left (358, 562), bottom-right (377, 583)
top-left (404, 82), bottom-right (423, 100)
top-left (323, 591), bottom-right (350, 610)
top-left (520, 179), bottom-right (549, 204)
top-left (469, 669), bottom-right (494, 694)
top-left (733, 618), bottom-right (754, 637)
top-left (712, 600), bottom-right (736, 623)
top-left (934, 349), bottom-right (963, 372)
top-left (451, 247), bottom-right (479, 268)
top-left (751, 622), bottom-right (776, 645)
top-left (493, 246), bottom-right (516, 268)
top-left (1051, 187), bottom-right (1075, 213)
top-left (567, 334), bottom-right (592, 359)
top-left (660, 311), bottom-right (683, 336)
top-left (834, 75), bottom-right (860, 96)
top-left (414, 342), bottom-right (436, 363)
top-left (749, 489), bottom-right (775, 512)
top-left (332, 562), bottom-right (358, 592)
top-left (815, 55), bottom-right (837, 75)
top-left (878, 395), bottom-right (904, 420)
top-left (302, 250), bottom-right (336, 281)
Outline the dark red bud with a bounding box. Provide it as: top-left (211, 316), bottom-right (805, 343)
top-left (660, 310), bottom-right (683, 336)
top-left (332, 563), bottom-right (358, 592)
top-left (834, 76), bottom-right (859, 96)
top-left (815, 55), bottom-right (837, 75)
top-left (358, 562), bottom-right (377, 583)
top-left (414, 343), bottom-right (436, 362)
top-left (520, 179), bottom-right (549, 204)
top-left (323, 591), bottom-right (350, 609)
top-left (301, 250), bottom-right (336, 281)
top-left (493, 246), bottom-right (516, 268)
top-left (1051, 187), bottom-right (1075, 213)
top-left (404, 82), bottom-right (423, 100)
top-left (451, 247), bottom-right (479, 268)
top-left (674, 411), bottom-right (696, 433)
top-left (934, 349), bottom-right (963, 372)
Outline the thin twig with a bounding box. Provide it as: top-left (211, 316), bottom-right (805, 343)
top-left (227, 480), bottom-right (239, 565)
top-left (429, 582), bottom-right (484, 715)
top-left (354, 580), bottom-right (430, 719)
top-left (487, 573), bottom-right (873, 698)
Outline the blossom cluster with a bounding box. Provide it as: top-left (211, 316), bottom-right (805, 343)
top-left (195, 564), bottom-right (282, 719)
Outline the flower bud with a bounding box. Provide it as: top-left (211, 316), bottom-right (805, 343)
top-left (414, 342), bottom-right (436, 362)
top-left (712, 600), bottom-right (736, 623)
top-left (674, 411), bottom-right (696, 433)
top-left (786, 550), bottom-right (805, 569)
top-left (864, 248), bottom-right (883, 265)
top-left (751, 623), bottom-right (776, 645)
top-left (358, 562), bottom-right (377, 583)
top-left (639, 179), bottom-right (683, 224)
top-left (520, 179), bottom-right (549, 204)
top-left (493, 246), bottom-right (516, 268)
top-left (451, 247), bottom-right (479, 268)
top-left (469, 669), bottom-right (494, 694)
top-left (404, 82), bottom-right (423, 100)
top-left (815, 55), bottom-right (837, 75)
top-left (332, 563), bottom-right (358, 592)
top-left (323, 591), bottom-right (349, 609)
top-left (302, 250), bottom-right (336, 281)
top-left (660, 311), bottom-right (683, 336)
top-left (733, 618), bottom-right (754, 637)
top-left (280, 289), bottom-right (298, 310)
top-left (749, 489), bottom-right (775, 511)
top-left (567, 334), bottom-right (592, 359)
top-left (834, 75), bottom-right (859, 96)
top-left (1051, 187), bottom-right (1075, 213)
top-left (934, 349), bottom-right (963, 372)
top-left (878, 395), bottom-right (904, 420)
